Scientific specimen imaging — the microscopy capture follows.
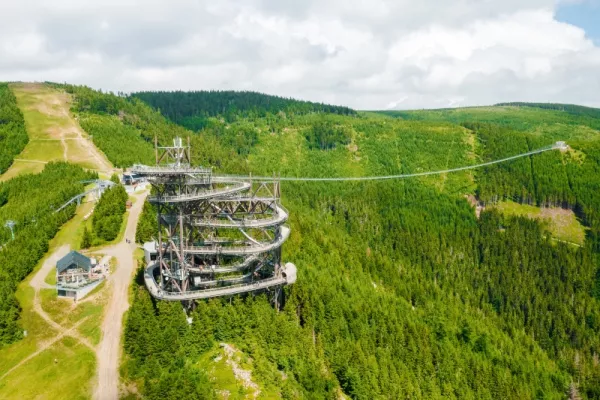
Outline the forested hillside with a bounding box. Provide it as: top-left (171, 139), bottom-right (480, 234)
top-left (496, 102), bottom-right (600, 120)
top-left (92, 182), bottom-right (128, 242)
top-left (0, 163), bottom-right (94, 343)
top-left (47, 85), bottom-right (600, 398)
top-left (50, 83), bottom-right (247, 172)
top-left (131, 90), bottom-right (356, 130)
top-left (376, 105), bottom-right (600, 132)
top-left (378, 107), bottom-right (600, 254)
top-left (0, 83), bottom-right (28, 174)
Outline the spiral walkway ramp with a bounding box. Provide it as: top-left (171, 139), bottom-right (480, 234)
top-left (130, 138), bottom-right (295, 303)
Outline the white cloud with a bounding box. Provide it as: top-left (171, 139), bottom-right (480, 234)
top-left (0, 0), bottom-right (599, 109)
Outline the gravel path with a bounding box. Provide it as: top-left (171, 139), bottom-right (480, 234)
top-left (1, 189), bottom-right (148, 398)
top-left (94, 190), bottom-right (148, 400)
top-left (30, 245), bottom-right (70, 290)
top-left (1, 245), bottom-right (95, 380)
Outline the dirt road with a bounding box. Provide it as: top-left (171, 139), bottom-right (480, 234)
top-left (30, 245), bottom-right (70, 290)
top-left (1, 245), bottom-right (95, 381)
top-left (94, 190), bottom-right (148, 400)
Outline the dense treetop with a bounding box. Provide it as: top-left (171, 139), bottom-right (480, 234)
top-left (92, 183), bottom-right (128, 242)
top-left (122, 94), bottom-right (600, 398)
top-left (0, 83), bottom-right (28, 174)
top-left (130, 90), bottom-right (356, 130)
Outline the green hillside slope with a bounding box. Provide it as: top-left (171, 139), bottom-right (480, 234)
top-left (0, 163), bottom-right (94, 343)
top-left (40, 87), bottom-right (600, 398)
top-left (0, 83), bottom-right (28, 175)
top-left (131, 90), bottom-right (356, 131)
top-left (496, 102), bottom-right (600, 120)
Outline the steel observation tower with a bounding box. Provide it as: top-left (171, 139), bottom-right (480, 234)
top-left (131, 137), bottom-right (296, 306)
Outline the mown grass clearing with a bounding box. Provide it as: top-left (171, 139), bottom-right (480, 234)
top-left (0, 286), bottom-right (56, 374)
top-left (0, 337), bottom-right (95, 400)
top-left (492, 201), bottom-right (586, 245)
top-left (0, 83), bottom-right (113, 181)
top-left (0, 200), bottom-right (107, 398)
top-left (18, 139), bottom-right (64, 162)
top-left (0, 160), bottom-right (45, 182)
top-left (40, 289), bottom-right (104, 329)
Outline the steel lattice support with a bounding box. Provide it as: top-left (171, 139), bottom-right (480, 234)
top-left (131, 137), bottom-right (297, 303)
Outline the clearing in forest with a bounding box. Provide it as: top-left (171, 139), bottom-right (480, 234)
top-left (0, 83), bottom-right (113, 181)
top-left (492, 201), bottom-right (586, 245)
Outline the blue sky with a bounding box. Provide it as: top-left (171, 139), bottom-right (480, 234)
top-left (556, 0), bottom-right (600, 45)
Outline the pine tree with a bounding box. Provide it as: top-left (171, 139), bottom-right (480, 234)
top-left (81, 226), bottom-right (92, 249)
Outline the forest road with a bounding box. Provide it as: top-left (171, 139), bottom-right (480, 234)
top-left (94, 189), bottom-right (147, 400)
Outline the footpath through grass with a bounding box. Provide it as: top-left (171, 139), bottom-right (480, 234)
top-left (1, 82), bottom-right (113, 182)
top-left (0, 201), bottom-right (109, 400)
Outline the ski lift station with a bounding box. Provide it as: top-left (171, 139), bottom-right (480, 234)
top-left (56, 251), bottom-right (104, 300)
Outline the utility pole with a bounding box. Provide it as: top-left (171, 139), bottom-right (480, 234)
top-left (5, 220), bottom-right (16, 241)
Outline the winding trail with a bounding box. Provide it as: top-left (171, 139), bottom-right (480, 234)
top-left (29, 245), bottom-right (69, 291)
top-left (1, 245), bottom-right (95, 381)
top-left (2, 83), bottom-right (114, 182)
top-left (29, 244), bottom-right (95, 351)
top-left (0, 317), bottom-right (91, 381)
top-left (1, 189), bottom-right (148, 400)
top-left (94, 190), bottom-right (148, 400)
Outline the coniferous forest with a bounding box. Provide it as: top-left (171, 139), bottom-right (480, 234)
top-left (2, 84), bottom-right (600, 399)
top-left (92, 183), bottom-right (128, 242)
top-left (0, 83), bottom-right (28, 174)
top-left (0, 163), bottom-right (94, 343)
top-left (66, 87), bottom-right (600, 399)
top-left (131, 90), bottom-right (356, 131)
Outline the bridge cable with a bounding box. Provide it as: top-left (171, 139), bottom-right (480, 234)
top-left (220, 144), bottom-right (561, 182)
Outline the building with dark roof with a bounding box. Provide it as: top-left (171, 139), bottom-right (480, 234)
top-left (56, 250), bottom-right (102, 300)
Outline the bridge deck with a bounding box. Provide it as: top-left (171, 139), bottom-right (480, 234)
top-left (149, 181), bottom-right (251, 203)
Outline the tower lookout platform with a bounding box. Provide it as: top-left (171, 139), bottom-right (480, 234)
top-left (131, 138), bottom-right (296, 305)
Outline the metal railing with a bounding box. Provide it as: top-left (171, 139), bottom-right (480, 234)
top-left (149, 182), bottom-right (251, 203)
top-left (144, 269), bottom-right (287, 300)
top-left (182, 226), bottom-right (290, 255)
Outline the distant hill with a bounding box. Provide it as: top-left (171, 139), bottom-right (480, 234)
top-left (373, 103), bottom-right (600, 132)
top-left (131, 90), bottom-right (356, 130)
top-left (495, 102), bottom-right (600, 119)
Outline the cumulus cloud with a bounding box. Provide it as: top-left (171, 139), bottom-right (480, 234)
top-left (0, 0), bottom-right (599, 109)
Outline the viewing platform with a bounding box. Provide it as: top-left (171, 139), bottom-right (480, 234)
top-left (144, 262), bottom-right (297, 301)
top-left (131, 137), bottom-right (295, 304)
